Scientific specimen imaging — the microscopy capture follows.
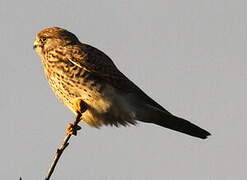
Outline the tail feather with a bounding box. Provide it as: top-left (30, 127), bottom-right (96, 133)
top-left (153, 115), bottom-right (211, 139)
top-left (128, 97), bottom-right (211, 139)
top-left (135, 104), bottom-right (211, 139)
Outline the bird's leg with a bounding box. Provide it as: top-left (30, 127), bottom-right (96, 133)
top-left (66, 99), bottom-right (87, 136)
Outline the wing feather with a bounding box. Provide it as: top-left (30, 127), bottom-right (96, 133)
top-left (66, 43), bottom-right (170, 114)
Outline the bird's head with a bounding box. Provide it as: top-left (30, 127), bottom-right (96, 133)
top-left (33, 27), bottom-right (79, 56)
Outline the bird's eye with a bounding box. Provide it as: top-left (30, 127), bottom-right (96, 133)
top-left (40, 36), bottom-right (47, 42)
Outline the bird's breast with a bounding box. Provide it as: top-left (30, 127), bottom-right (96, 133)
top-left (42, 61), bottom-right (136, 127)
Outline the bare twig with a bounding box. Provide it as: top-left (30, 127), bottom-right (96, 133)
top-left (45, 111), bottom-right (82, 180)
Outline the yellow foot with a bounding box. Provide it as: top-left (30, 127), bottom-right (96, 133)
top-left (66, 123), bottom-right (82, 136)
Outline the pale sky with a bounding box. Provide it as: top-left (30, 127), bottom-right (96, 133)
top-left (1, 0), bottom-right (246, 179)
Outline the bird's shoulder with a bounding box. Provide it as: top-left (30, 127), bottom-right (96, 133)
top-left (67, 43), bottom-right (116, 70)
top-left (66, 43), bottom-right (132, 90)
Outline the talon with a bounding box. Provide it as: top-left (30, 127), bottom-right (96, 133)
top-left (66, 123), bottom-right (81, 136)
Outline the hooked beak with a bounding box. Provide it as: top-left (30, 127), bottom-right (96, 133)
top-left (33, 40), bottom-right (39, 50)
top-left (33, 44), bottom-right (37, 49)
top-left (33, 38), bottom-right (44, 56)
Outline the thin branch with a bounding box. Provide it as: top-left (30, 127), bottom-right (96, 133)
top-left (45, 111), bottom-right (82, 180)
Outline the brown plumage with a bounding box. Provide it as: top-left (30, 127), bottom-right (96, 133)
top-left (33, 27), bottom-right (211, 139)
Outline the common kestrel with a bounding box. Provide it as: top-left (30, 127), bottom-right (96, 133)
top-left (33, 27), bottom-right (210, 139)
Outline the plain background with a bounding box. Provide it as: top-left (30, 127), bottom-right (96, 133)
top-left (1, 0), bottom-right (246, 179)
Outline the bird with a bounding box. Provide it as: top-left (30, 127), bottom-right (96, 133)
top-left (33, 27), bottom-right (210, 139)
